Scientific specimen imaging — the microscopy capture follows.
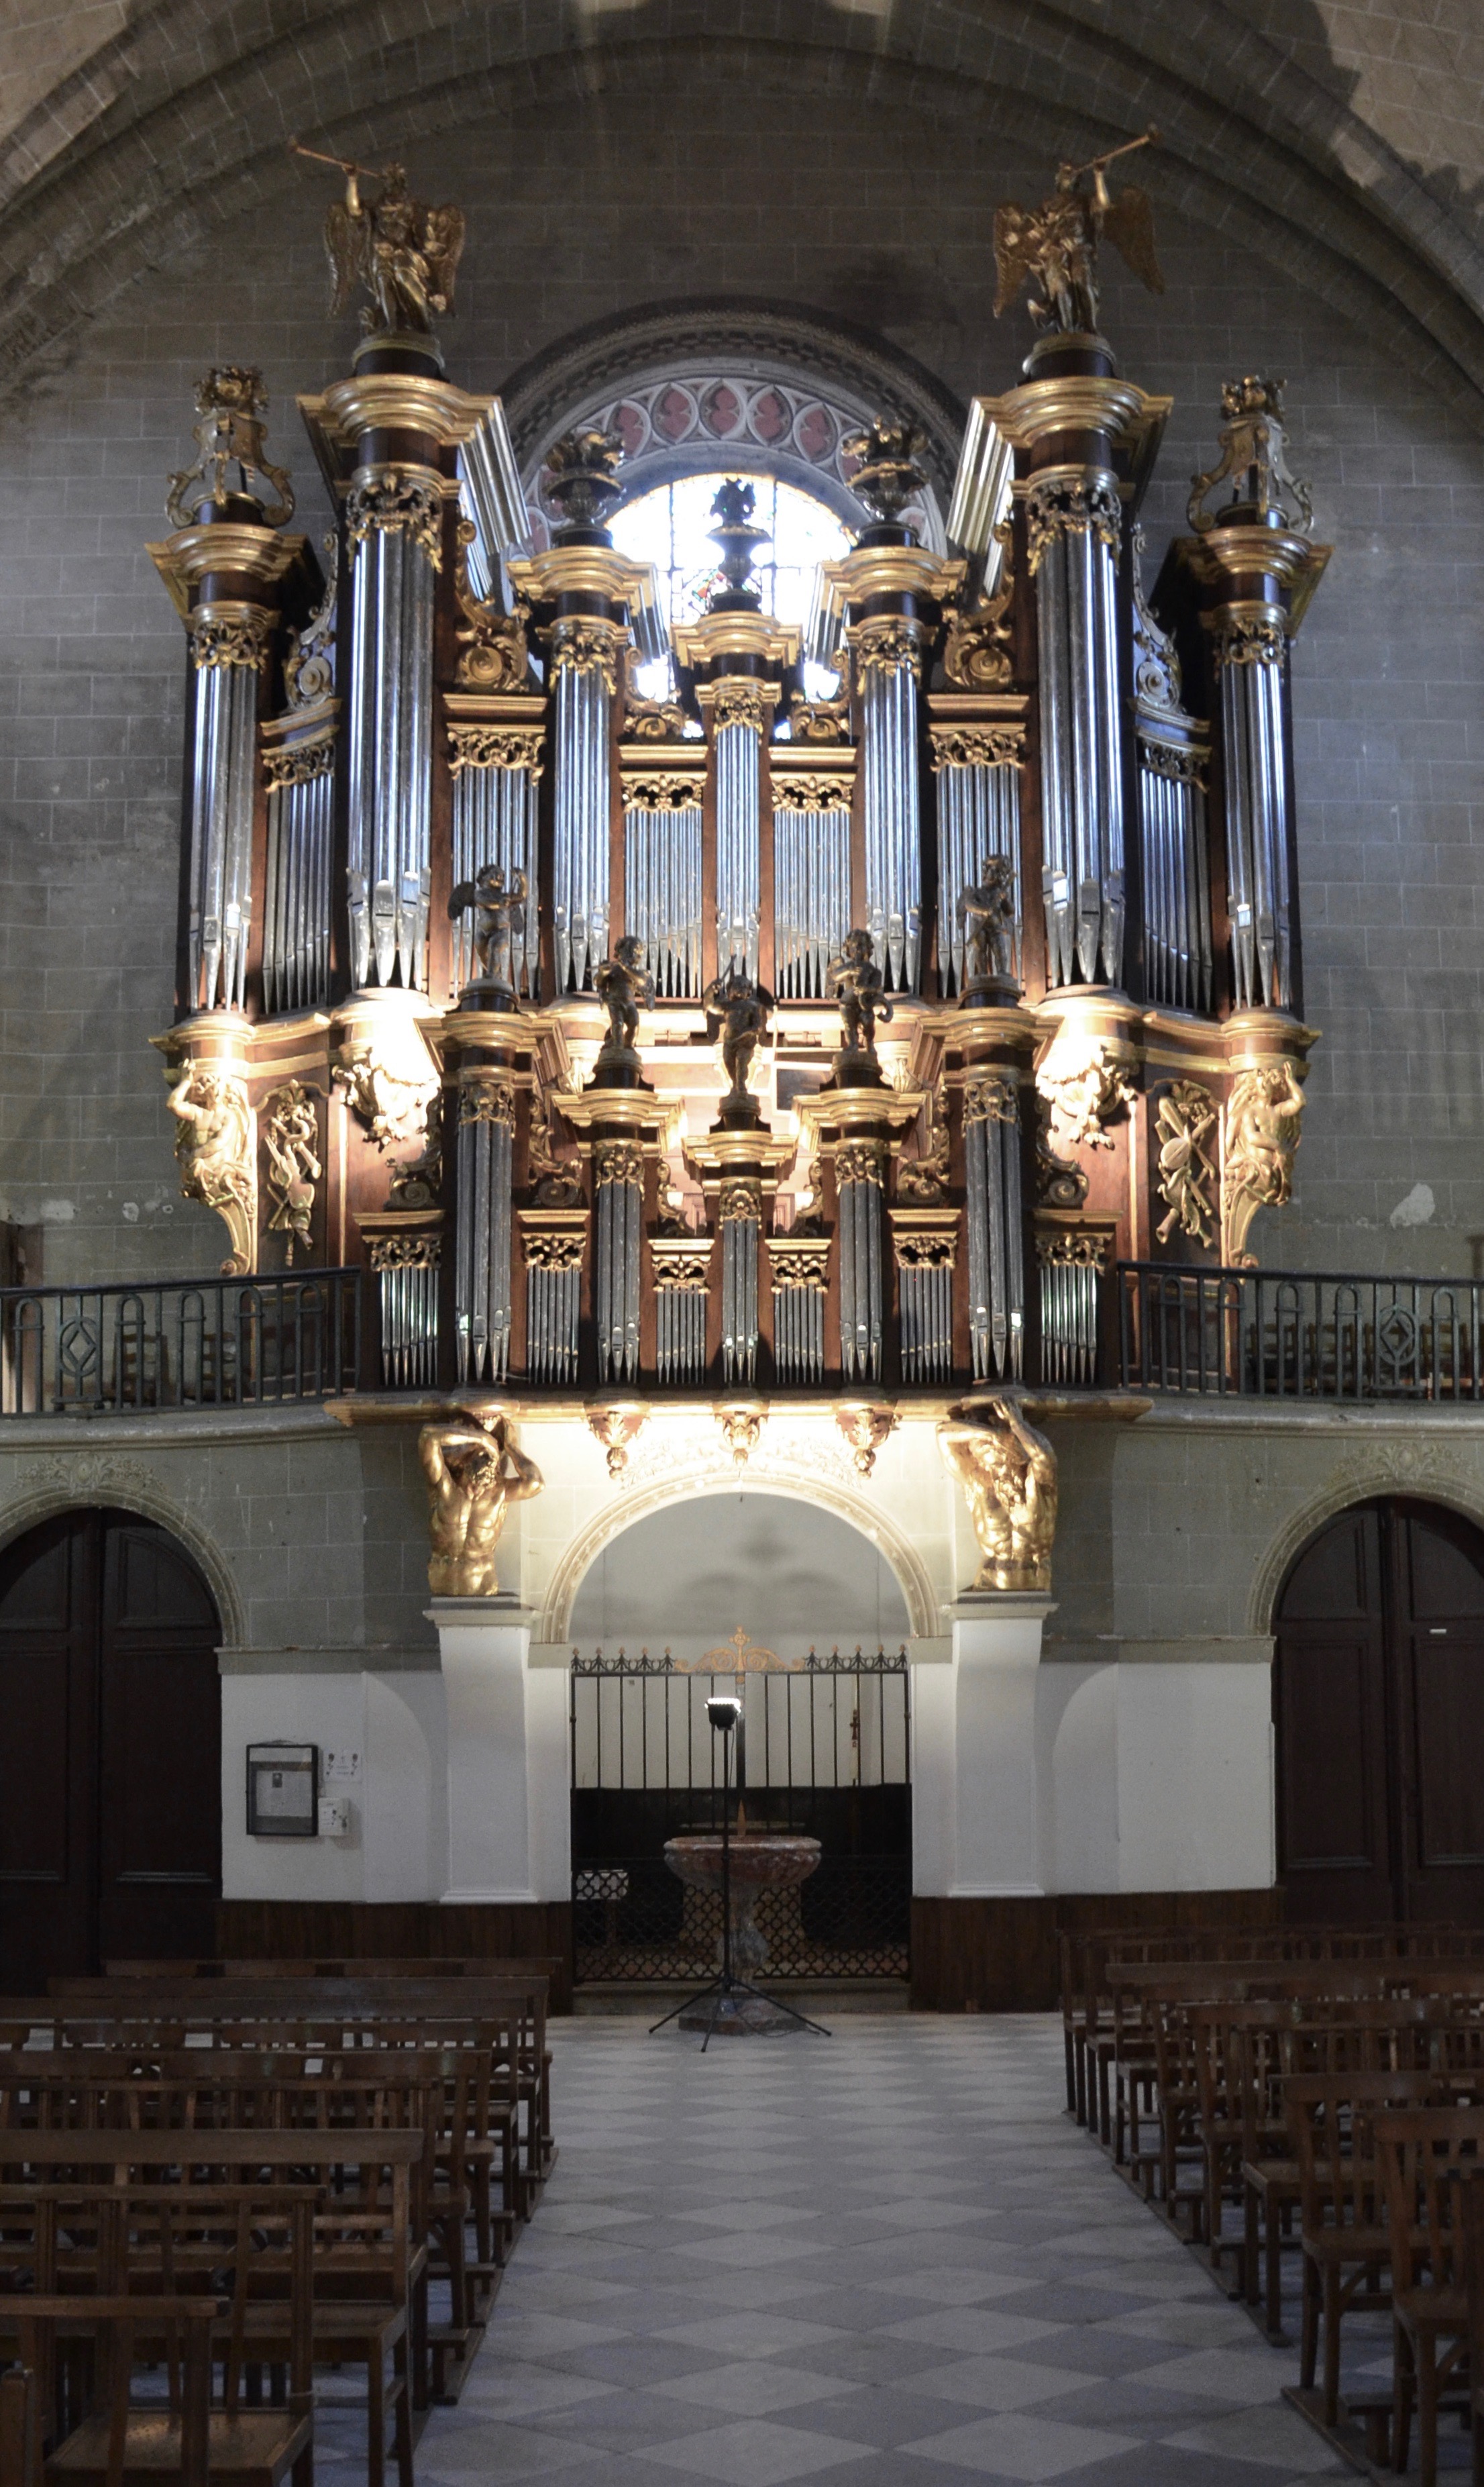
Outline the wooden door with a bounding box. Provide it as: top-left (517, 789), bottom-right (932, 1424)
top-left (0, 1510), bottom-right (221, 1990)
top-left (1275, 1496), bottom-right (1484, 1923)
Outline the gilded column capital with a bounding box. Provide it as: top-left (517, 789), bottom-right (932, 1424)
top-left (1020, 466), bottom-right (1122, 576)
top-left (845, 614), bottom-right (931, 678)
top-left (345, 462), bottom-right (445, 568)
top-left (548, 616), bottom-right (628, 693)
top-left (187, 601), bottom-right (275, 671)
top-left (703, 676), bottom-right (777, 734)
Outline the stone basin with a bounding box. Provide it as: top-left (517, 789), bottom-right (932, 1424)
top-left (664, 1833), bottom-right (821, 1979)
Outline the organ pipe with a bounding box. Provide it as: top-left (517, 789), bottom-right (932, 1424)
top-left (344, 465), bottom-right (441, 992)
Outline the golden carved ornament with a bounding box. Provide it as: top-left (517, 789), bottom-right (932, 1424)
top-left (1035, 1228), bottom-right (1109, 1268)
top-left (386, 1115), bottom-right (441, 1209)
top-left (623, 772), bottom-right (705, 812)
top-left (594, 1140), bottom-right (645, 1190)
top-left (419, 1403), bottom-right (542, 1599)
top-left (1035, 1098), bottom-right (1088, 1209)
top-left (453, 519), bottom-right (530, 691)
top-left (788, 693), bottom-right (849, 744)
top-left (938, 1395), bottom-right (1058, 1593)
top-left (931, 723), bottom-right (1024, 771)
top-left (1189, 373), bottom-right (1312, 537)
top-left (769, 1237), bottom-right (831, 1291)
top-left (710, 678), bottom-right (772, 735)
top-left (307, 148), bottom-right (466, 342)
top-left (1129, 520), bottom-right (1181, 715)
top-left (586, 1401), bottom-right (649, 1482)
top-left (651, 1248), bottom-right (711, 1292)
top-left (715, 1401), bottom-right (765, 1470)
top-left (1137, 734), bottom-right (1206, 786)
top-left (943, 517), bottom-right (1016, 689)
top-left (262, 733), bottom-right (335, 791)
top-left (166, 364), bottom-right (293, 532)
top-left (523, 1227), bottom-right (586, 1271)
top-left (284, 538), bottom-right (337, 707)
top-left (261, 1080), bottom-right (321, 1264)
top-left (771, 773), bottom-right (853, 815)
top-left (992, 133), bottom-right (1163, 338)
top-left (527, 1083), bottom-right (584, 1208)
top-left (166, 1062), bottom-right (256, 1277)
top-left (1154, 1080), bottom-right (1218, 1249)
top-left (189, 602), bottom-right (274, 672)
top-left (459, 1080), bottom-right (515, 1131)
top-left (849, 617), bottom-right (926, 679)
top-left (368, 1229), bottom-right (441, 1272)
top-left (1036, 1036), bottom-right (1134, 1152)
top-left (719, 1180), bottom-right (762, 1225)
top-left (625, 701), bottom-right (693, 740)
top-left (836, 1140), bottom-right (887, 1189)
top-left (835, 1402), bottom-right (898, 1478)
top-left (1023, 470), bottom-right (1121, 577)
top-left (1222, 1060), bottom-right (1304, 1266)
top-left (893, 1227), bottom-right (957, 1270)
top-left (332, 1039), bottom-right (438, 1154)
top-left (897, 1078), bottom-right (951, 1203)
top-left (345, 463), bottom-right (445, 568)
top-left (1212, 607), bottom-right (1287, 668)
top-left (447, 722), bottom-right (545, 776)
top-left (551, 619), bottom-right (623, 693)
top-left (964, 1071), bottom-right (1019, 1127)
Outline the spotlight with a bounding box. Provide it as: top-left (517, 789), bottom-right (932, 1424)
top-left (706, 1695), bottom-right (742, 1734)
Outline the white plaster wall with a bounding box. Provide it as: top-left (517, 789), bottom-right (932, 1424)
top-left (221, 1668), bottom-right (447, 1903)
top-left (1113, 1664), bottom-right (1274, 1893)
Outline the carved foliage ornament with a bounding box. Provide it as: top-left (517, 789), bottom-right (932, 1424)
top-left (894, 1229), bottom-right (957, 1270)
top-left (346, 465), bottom-right (444, 569)
top-left (1035, 1229), bottom-right (1108, 1268)
top-left (527, 1084), bottom-right (584, 1207)
top-left (189, 604), bottom-right (274, 672)
top-left (261, 1080), bottom-right (321, 1264)
top-left (166, 1062), bottom-right (256, 1278)
top-left (1024, 473), bottom-right (1122, 578)
top-left (1129, 521), bottom-right (1182, 716)
top-left (898, 1078), bottom-right (951, 1204)
top-left (938, 1395), bottom-right (1058, 1593)
top-left (448, 723), bottom-right (544, 777)
top-left (368, 1231), bottom-right (441, 1272)
top-left (524, 1227), bottom-right (586, 1271)
top-left (551, 621), bottom-right (622, 692)
top-left (587, 1403), bottom-right (649, 1482)
top-left (651, 1250), bottom-right (711, 1291)
top-left (1214, 609), bottom-right (1288, 670)
top-left (849, 617), bottom-right (926, 679)
top-left (770, 1244), bottom-right (831, 1291)
top-left (716, 1403), bottom-right (764, 1470)
top-left (262, 735), bottom-right (335, 791)
top-left (1138, 735), bottom-right (1206, 786)
top-left (719, 1180), bottom-right (762, 1226)
top-left (943, 517), bottom-right (1016, 689)
top-left (931, 725), bottom-right (1024, 771)
top-left (835, 1403), bottom-right (898, 1477)
top-left (964, 1071), bottom-right (1018, 1127)
top-left (623, 772), bottom-right (704, 812)
top-left (711, 679), bottom-right (772, 735)
top-left (1035, 1099), bottom-right (1088, 1209)
top-left (594, 1141), bottom-right (645, 1190)
top-left (1222, 1061), bottom-right (1304, 1266)
top-left (788, 693), bottom-right (849, 744)
top-left (284, 538), bottom-right (337, 707)
top-left (460, 1080), bottom-right (516, 1131)
top-left (837, 1141), bottom-right (886, 1189)
top-left (1154, 1080), bottom-right (1218, 1250)
top-left (771, 774), bottom-right (852, 815)
top-left (454, 518), bottom-right (530, 691)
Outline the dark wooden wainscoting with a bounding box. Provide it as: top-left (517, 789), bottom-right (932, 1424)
top-left (910, 1889), bottom-right (1283, 2012)
top-left (0, 1509), bottom-right (222, 1990)
top-left (215, 1900), bottom-right (575, 2011)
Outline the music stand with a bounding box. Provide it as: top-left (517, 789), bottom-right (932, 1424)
top-left (650, 1693), bottom-right (830, 2047)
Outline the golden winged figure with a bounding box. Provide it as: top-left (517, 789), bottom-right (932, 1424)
top-left (994, 130), bottom-right (1164, 338)
top-left (293, 142), bottom-right (466, 339)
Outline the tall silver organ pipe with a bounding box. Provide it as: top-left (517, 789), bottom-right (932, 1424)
top-left (454, 1081), bottom-right (515, 1386)
top-left (594, 1141), bottom-right (643, 1385)
top-left (895, 1233), bottom-right (955, 1386)
top-left (963, 1072), bottom-right (1023, 1382)
top-left (652, 1243), bottom-right (710, 1385)
top-left (623, 790), bottom-right (703, 997)
top-left (1037, 1235), bottom-right (1102, 1386)
top-left (262, 747), bottom-right (335, 1015)
top-left (933, 732), bottom-right (1023, 995)
top-left (719, 1184), bottom-right (761, 1386)
top-left (1136, 743), bottom-right (1212, 1013)
top-left (1028, 471), bottom-right (1125, 989)
top-left (770, 1242), bottom-right (828, 1385)
top-left (713, 707), bottom-right (764, 976)
top-left (372, 1237), bottom-right (440, 1388)
top-left (449, 736), bottom-right (542, 999)
top-left (1218, 623), bottom-right (1292, 1009)
top-left (523, 1223), bottom-right (584, 1386)
top-left (836, 1141), bottom-right (886, 1383)
top-left (344, 465), bottom-right (440, 992)
top-left (185, 607), bottom-right (269, 1011)
top-left (551, 628), bottom-right (615, 991)
top-left (773, 795), bottom-right (851, 999)
top-left (856, 627), bottom-right (924, 992)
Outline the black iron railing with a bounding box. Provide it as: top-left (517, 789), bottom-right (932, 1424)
top-left (1118, 1262), bottom-right (1484, 1401)
top-left (0, 1270), bottom-right (362, 1415)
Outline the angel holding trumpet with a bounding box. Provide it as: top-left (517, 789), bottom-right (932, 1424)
top-left (993, 130), bottom-right (1164, 338)
top-left (290, 141), bottom-right (466, 340)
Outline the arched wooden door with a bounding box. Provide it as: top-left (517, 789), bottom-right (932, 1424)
top-left (1274, 1496), bottom-right (1484, 1923)
top-left (0, 1509), bottom-right (221, 1990)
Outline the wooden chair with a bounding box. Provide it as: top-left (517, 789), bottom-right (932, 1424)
top-left (0, 2366), bottom-right (34, 2487)
top-left (1453, 2168), bottom-right (1484, 2487)
top-left (1373, 2104), bottom-right (1484, 2487)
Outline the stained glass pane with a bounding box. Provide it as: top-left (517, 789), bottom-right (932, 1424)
top-left (611, 474), bottom-right (850, 703)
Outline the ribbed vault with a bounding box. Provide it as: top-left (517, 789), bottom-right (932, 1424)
top-left (0, 1), bottom-right (1482, 415)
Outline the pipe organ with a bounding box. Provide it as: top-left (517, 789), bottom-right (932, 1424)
top-left (148, 158), bottom-right (1328, 1408)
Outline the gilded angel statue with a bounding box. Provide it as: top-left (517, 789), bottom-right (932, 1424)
top-left (293, 142), bottom-right (466, 339)
top-left (994, 130), bottom-right (1163, 337)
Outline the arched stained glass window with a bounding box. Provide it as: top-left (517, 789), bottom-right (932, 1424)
top-left (610, 473), bottom-right (851, 703)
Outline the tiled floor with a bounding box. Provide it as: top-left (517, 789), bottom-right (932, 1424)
top-left (415, 2013), bottom-right (1350, 2487)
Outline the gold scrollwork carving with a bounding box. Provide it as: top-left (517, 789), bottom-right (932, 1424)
top-left (770, 774), bottom-right (852, 815)
top-left (1024, 472), bottom-right (1122, 577)
top-left (262, 735), bottom-right (335, 791)
top-left (166, 366), bottom-right (294, 533)
top-left (1035, 1228), bottom-right (1109, 1268)
top-left (528, 1084), bottom-right (584, 1207)
top-left (261, 1080), bottom-right (321, 1264)
top-left (711, 679), bottom-right (772, 735)
top-left (1213, 609), bottom-right (1288, 668)
top-left (719, 1180), bottom-right (762, 1225)
top-left (964, 1072), bottom-right (1019, 1127)
top-left (1137, 735), bottom-right (1206, 786)
top-left (943, 519), bottom-right (1016, 688)
top-left (770, 1244), bottom-right (831, 1292)
top-left (1154, 1080), bottom-right (1219, 1249)
top-left (716, 1402), bottom-right (764, 1469)
top-left (1036, 1099), bottom-right (1088, 1209)
top-left (447, 723), bottom-right (545, 776)
top-left (835, 1402), bottom-right (898, 1478)
top-left (898, 1078), bottom-right (951, 1204)
top-left (346, 464), bottom-right (444, 569)
top-left (454, 517), bottom-right (530, 690)
top-left (1130, 521), bottom-right (1182, 716)
top-left (836, 1140), bottom-right (886, 1189)
top-left (931, 724), bottom-right (1025, 772)
top-left (460, 1080), bottom-right (515, 1131)
top-left (594, 1140), bottom-right (645, 1190)
top-left (651, 1252), bottom-right (711, 1291)
top-left (1189, 374), bottom-right (1312, 537)
top-left (622, 772), bottom-right (704, 812)
top-left (166, 1062), bottom-right (256, 1277)
top-left (189, 603), bottom-right (274, 672)
top-left (788, 693), bottom-right (849, 744)
top-left (284, 540), bottom-right (337, 707)
top-left (524, 1229), bottom-right (586, 1271)
top-left (1222, 1061), bottom-right (1304, 1266)
top-left (893, 1228), bottom-right (957, 1270)
top-left (368, 1230), bottom-right (441, 1272)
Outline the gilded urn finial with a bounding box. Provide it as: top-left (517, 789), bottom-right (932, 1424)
top-left (165, 366), bottom-right (294, 531)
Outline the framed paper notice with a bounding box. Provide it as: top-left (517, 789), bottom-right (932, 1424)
top-left (246, 1743), bottom-right (319, 1838)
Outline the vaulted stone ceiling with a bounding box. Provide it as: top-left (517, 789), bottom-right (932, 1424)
top-left (1, 0), bottom-right (1481, 413)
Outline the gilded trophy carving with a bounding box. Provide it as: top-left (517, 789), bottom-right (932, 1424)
top-left (448, 863), bottom-right (527, 999)
top-left (938, 1397), bottom-right (1058, 1593)
top-left (419, 1401), bottom-right (543, 1598)
top-left (827, 928), bottom-right (892, 1065)
top-left (1037, 1035), bottom-right (1135, 1152)
top-left (166, 366), bottom-right (293, 531)
top-left (1222, 1062), bottom-right (1305, 1266)
top-left (1154, 1081), bottom-right (1218, 1248)
top-left (295, 143), bottom-right (466, 340)
top-left (261, 1080), bottom-right (321, 1264)
top-left (993, 130), bottom-right (1163, 336)
top-left (1189, 374), bottom-right (1313, 536)
top-left (702, 962), bottom-right (774, 1121)
top-left (166, 1064), bottom-right (256, 1277)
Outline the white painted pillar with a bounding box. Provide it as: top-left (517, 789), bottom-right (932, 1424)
top-left (912, 1594), bottom-right (1055, 1899)
top-left (430, 1596), bottom-right (570, 1905)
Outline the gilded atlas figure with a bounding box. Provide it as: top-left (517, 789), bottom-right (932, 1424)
top-left (592, 937), bottom-right (655, 1078)
top-left (419, 1402), bottom-right (543, 1598)
top-left (957, 856), bottom-right (1018, 996)
top-left (166, 1065), bottom-right (256, 1278)
top-left (827, 928), bottom-right (892, 1070)
top-left (448, 863), bottom-right (527, 1001)
top-left (292, 142), bottom-right (466, 339)
top-left (993, 129), bottom-right (1164, 336)
top-left (703, 962), bottom-right (774, 1121)
top-left (938, 1397), bottom-right (1058, 1593)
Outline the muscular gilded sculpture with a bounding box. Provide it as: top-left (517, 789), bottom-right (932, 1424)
top-left (1222, 1060), bottom-right (1305, 1266)
top-left (827, 928), bottom-right (893, 1062)
top-left (994, 132), bottom-right (1163, 337)
top-left (702, 962), bottom-right (774, 1113)
top-left (449, 863), bottom-right (527, 995)
top-left (167, 1064), bottom-right (256, 1278)
top-left (957, 856), bottom-right (1018, 992)
top-left (938, 1397), bottom-right (1058, 1592)
top-left (294, 143), bottom-right (466, 339)
top-left (419, 1403), bottom-right (543, 1598)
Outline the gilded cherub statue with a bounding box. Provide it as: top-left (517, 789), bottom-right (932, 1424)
top-left (994, 131), bottom-right (1163, 337)
top-left (938, 1397), bottom-right (1058, 1593)
top-left (827, 928), bottom-right (893, 1062)
top-left (419, 1402), bottom-right (543, 1598)
top-left (703, 962), bottom-right (774, 1118)
top-left (449, 863), bottom-right (527, 996)
top-left (1188, 374), bottom-right (1313, 536)
top-left (958, 856), bottom-right (1018, 993)
top-left (293, 142), bottom-right (465, 339)
top-left (594, 936), bottom-right (655, 1068)
top-left (166, 367), bottom-right (293, 530)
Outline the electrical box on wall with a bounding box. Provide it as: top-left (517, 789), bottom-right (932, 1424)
top-left (246, 1743), bottom-right (318, 1838)
top-left (317, 1796), bottom-right (352, 1838)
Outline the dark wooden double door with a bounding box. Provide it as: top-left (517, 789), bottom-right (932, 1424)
top-left (0, 1509), bottom-right (221, 1990)
top-left (1275, 1496), bottom-right (1484, 1923)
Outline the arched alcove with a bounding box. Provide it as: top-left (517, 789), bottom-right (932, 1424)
top-left (567, 1489), bottom-right (912, 1665)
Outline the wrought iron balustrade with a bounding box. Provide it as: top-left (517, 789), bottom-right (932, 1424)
top-left (0, 1269), bottom-right (362, 1415)
top-left (1118, 1262), bottom-right (1484, 1401)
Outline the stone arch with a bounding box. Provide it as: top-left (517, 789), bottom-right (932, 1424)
top-left (537, 1465), bottom-right (942, 1645)
top-left (0, 1464), bottom-right (246, 1649)
top-left (1247, 1450), bottom-right (1484, 1637)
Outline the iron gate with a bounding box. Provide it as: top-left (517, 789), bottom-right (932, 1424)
top-left (570, 1643), bottom-right (911, 1983)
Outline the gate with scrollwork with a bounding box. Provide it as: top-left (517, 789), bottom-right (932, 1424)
top-left (569, 1638), bottom-right (911, 1985)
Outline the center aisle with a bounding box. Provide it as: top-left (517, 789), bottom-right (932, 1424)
top-left (420, 2015), bottom-right (1346, 2487)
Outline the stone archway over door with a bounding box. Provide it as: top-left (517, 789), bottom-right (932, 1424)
top-left (1274, 1497), bottom-right (1484, 1924)
top-left (0, 1509), bottom-right (221, 1990)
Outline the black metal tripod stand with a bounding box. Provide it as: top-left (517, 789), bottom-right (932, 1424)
top-left (649, 1695), bottom-right (830, 2049)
